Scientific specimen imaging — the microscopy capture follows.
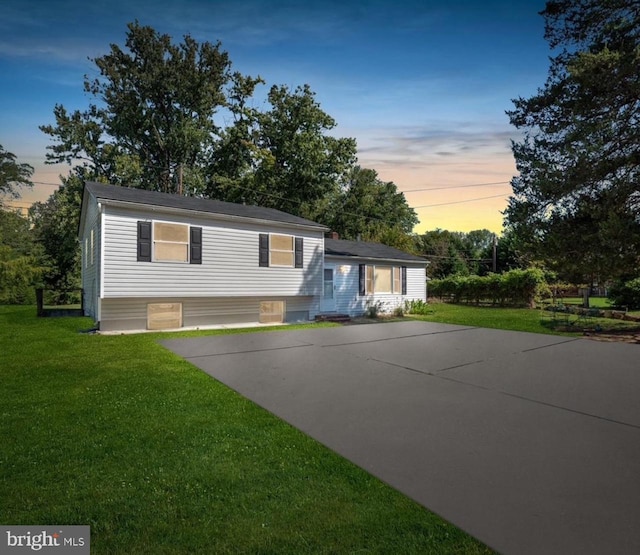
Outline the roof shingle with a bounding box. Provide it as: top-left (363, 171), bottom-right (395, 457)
top-left (324, 238), bottom-right (426, 263)
top-left (84, 181), bottom-right (327, 229)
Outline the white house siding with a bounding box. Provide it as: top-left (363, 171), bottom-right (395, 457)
top-left (100, 204), bottom-right (324, 299)
top-left (326, 258), bottom-right (426, 317)
top-left (100, 295), bottom-right (316, 331)
top-left (94, 203), bottom-right (323, 330)
top-left (80, 198), bottom-right (101, 320)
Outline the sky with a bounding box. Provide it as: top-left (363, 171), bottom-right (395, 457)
top-left (0, 0), bottom-right (551, 234)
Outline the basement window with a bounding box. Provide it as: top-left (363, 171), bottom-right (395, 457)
top-left (147, 302), bottom-right (183, 330)
top-left (259, 301), bottom-right (285, 324)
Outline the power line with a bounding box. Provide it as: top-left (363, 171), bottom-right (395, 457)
top-left (413, 194), bottom-right (508, 209)
top-left (23, 171), bottom-right (511, 227)
top-left (403, 181), bottom-right (511, 193)
top-left (32, 181), bottom-right (63, 187)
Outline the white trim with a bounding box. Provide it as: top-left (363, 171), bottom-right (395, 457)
top-left (324, 254), bottom-right (428, 265)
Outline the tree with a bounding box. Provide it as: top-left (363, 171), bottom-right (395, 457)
top-left (220, 84), bottom-right (358, 221)
top-left (0, 208), bottom-right (42, 304)
top-left (417, 230), bottom-right (470, 278)
top-left (29, 176), bottom-right (84, 300)
top-left (0, 145), bottom-right (33, 206)
top-left (327, 166), bottom-right (418, 249)
top-left (40, 21), bottom-right (238, 194)
top-left (506, 0), bottom-right (640, 280)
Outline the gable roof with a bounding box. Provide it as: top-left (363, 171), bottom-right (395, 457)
top-left (324, 238), bottom-right (427, 263)
top-left (83, 181), bottom-right (328, 230)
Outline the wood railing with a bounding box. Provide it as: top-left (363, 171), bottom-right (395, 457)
top-left (36, 288), bottom-right (84, 317)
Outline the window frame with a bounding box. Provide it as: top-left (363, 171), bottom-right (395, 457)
top-left (269, 233), bottom-right (295, 268)
top-left (365, 264), bottom-right (402, 294)
top-left (152, 221), bottom-right (190, 263)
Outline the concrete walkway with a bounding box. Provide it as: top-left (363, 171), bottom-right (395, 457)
top-left (162, 321), bottom-right (640, 555)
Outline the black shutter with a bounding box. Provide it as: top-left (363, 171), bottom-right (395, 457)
top-left (294, 237), bottom-right (303, 268)
top-left (402, 266), bottom-right (407, 295)
top-left (190, 226), bottom-right (202, 264)
top-left (137, 221), bottom-right (151, 262)
top-left (359, 264), bottom-right (366, 296)
top-left (259, 234), bottom-right (269, 267)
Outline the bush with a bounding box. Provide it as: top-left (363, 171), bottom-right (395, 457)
top-left (404, 299), bottom-right (432, 315)
top-left (392, 305), bottom-right (404, 318)
top-left (428, 269), bottom-right (548, 307)
top-left (0, 250), bottom-right (42, 305)
top-left (365, 300), bottom-right (383, 318)
top-left (608, 278), bottom-right (640, 309)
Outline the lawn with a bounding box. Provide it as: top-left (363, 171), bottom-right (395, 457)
top-left (409, 301), bottom-right (640, 335)
top-left (1, 306), bottom-right (492, 554)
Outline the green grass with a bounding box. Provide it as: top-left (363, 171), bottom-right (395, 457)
top-left (409, 302), bottom-right (640, 335)
top-left (1, 306), bottom-right (492, 554)
top-left (544, 296), bottom-right (612, 308)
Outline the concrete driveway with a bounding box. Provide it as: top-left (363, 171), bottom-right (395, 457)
top-left (161, 321), bottom-right (640, 555)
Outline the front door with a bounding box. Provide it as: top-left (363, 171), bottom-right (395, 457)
top-left (321, 266), bottom-right (336, 312)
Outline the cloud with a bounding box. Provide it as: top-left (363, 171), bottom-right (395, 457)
top-left (355, 123), bottom-right (517, 172)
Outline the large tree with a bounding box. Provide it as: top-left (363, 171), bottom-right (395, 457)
top-left (0, 145), bottom-right (33, 206)
top-left (40, 21), bottom-right (237, 194)
top-left (506, 0), bottom-right (640, 280)
top-left (209, 84), bottom-right (358, 221)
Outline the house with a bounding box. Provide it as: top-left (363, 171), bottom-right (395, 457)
top-left (323, 237), bottom-right (428, 316)
top-left (78, 181), bottom-right (428, 332)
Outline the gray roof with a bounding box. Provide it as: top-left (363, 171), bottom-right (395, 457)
top-left (84, 181), bottom-right (328, 229)
top-left (324, 238), bottom-right (427, 263)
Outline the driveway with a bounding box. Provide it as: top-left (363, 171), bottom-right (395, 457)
top-left (161, 321), bottom-right (640, 555)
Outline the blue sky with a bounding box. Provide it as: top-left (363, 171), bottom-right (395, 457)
top-left (0, 0), bottom-right (550, 232)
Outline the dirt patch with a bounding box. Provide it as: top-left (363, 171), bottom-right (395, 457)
top-left (582, 329), bottom-right (640, 344)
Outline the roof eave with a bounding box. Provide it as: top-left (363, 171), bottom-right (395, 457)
top-left (96, 197), bottom-right (329, 232)
top-left (324, 253), bottom-right (429, 264)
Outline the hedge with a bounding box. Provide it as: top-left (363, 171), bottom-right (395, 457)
top-left (429, 269), bottom-right (549, 308)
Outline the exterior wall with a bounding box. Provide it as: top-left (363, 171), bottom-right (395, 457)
top-left (99, 295), bottom-right (316, 332)
top-left (80, 198), bottom-right (101, 321)
top-left (326, 258), bottom-right (426, 316)
top-left (101, 204), bottom-right (324, 299)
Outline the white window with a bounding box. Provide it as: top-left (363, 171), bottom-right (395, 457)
top-left (270, 234), bottom-right (294, 267)
top-left (366, 265), bottom-right (402, 294)
top-left (375, 266), bottom-right (393, 294)
top-left (393, 267), bottom-right (401, 293)
top-left (153, 222), bottom-right (189, 262)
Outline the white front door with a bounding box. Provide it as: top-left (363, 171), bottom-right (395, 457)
top-left (321, 266), bottom-right (336, 312)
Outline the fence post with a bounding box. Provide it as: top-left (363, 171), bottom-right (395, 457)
top-left (36, 288), bottom-right (44, 317)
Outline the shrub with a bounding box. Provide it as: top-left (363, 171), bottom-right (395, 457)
top-left (393, 305), bottom-right (404, 318)
top-left (364, 300), bottom-right (383, 318)
top-left (608, 278), bottom-right (640, 309)
top-left (404, 299), bottom-right (432, 315)
top-left (0, 250), bottom-right (42, 305)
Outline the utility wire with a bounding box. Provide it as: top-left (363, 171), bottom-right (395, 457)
top-left (403, 181), bottom-right (511, 193)
top-left (21, 173), bottom-right (511, 228)
top-left (413, 193), bottom-right (509, 209)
